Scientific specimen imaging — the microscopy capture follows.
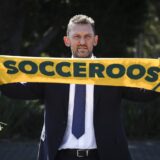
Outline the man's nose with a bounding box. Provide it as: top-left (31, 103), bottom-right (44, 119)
top-left (79, 37), bottom-right (85, 45)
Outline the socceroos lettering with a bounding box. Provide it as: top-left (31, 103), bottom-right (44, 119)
top-left (3, 60), bottom-right (160, 83)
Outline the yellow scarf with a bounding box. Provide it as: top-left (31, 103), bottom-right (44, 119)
top-left (0, 55), bottom-right (160, 92)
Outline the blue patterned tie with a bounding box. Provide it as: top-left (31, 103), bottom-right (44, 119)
top-left (72, 84), bottom-right (86, 139)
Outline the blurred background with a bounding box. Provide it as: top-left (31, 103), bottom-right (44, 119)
top-left (0, 0), bottom-right (160, 159)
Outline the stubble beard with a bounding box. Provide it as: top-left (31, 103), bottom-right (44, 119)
top-left (72, 49), bottom-right (92, 58)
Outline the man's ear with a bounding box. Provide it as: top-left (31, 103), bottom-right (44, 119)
top-left (93, 35), bottom-right (98, 46)
top-left (63, 36), bottom-right (70, 47)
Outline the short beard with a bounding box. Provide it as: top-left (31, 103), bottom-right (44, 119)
top-left (72, 51), bottom-right (92, 58)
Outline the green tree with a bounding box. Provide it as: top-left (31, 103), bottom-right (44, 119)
top-left (0, 0), bottom-right (149, 57)
top-left (0, 0), bottom-right (160, 140)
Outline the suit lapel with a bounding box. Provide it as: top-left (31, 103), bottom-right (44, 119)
top-left (62, 84), bottom-right (70, 115)
top-left (93, 85), bottom-right (100, 112)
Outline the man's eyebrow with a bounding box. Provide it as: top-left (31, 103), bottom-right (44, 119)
top-left (86, 33), bottom-right (94, 36)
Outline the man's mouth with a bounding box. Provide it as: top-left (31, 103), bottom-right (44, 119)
top-left (78, 46), bottom-right (88, 50)
top-left (78, 48), bottom-right (87, 50)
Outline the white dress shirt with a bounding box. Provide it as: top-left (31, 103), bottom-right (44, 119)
top-left (59, 84), bottom-right (97, 149)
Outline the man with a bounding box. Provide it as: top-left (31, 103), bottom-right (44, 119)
top-left (0, 14), bottom-right (159, 160)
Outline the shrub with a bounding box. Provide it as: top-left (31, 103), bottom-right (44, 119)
top-left (122, 97), bottom-right (160, 139)
top-left (0, 95), bottom-right (43, 141)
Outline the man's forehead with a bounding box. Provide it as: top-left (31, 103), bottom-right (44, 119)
top-left (69, 24), bottom-right (94, 35)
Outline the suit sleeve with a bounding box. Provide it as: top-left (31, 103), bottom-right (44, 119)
top-left (0, 83), bottom-right (44, 100)
top-left (122, 87), bottom-right (160, 102)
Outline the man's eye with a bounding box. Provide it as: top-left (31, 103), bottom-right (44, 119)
top-left (73, 36), bottom-right (80, 40)
top-left (85, 35), bottom-right (92, 39)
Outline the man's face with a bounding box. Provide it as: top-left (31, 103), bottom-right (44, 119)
top-left (64, 24), bottom-right (98, 58)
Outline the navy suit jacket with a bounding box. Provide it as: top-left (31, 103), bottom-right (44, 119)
top-left (0, 83), bottom-right (159, 160)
